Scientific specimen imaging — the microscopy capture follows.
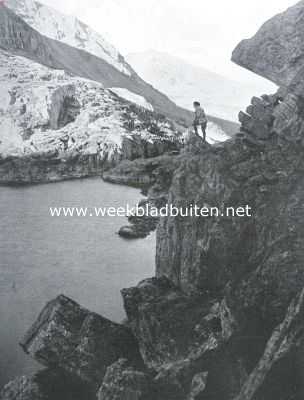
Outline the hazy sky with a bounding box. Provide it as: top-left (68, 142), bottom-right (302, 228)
top-left (42, 0), bottom-right (296, 83)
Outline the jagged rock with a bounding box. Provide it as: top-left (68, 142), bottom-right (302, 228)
top-left (187, 371), bottom-right (208, 400)
top-left (102, 154), bottom-right (181, 190)
top-left (121, 277), bottom-right (235, 376)
top-left (232, 1), bottom-right (304, 94)
top-left (118, 199), bottom-right (159, 240)
top-left (234, 288), bottom-right (304, 400)
top-left (20, 295), bottom-right (143, 389)
top-left (97, 359), bottom-right (153, 400)
top-left (0, 369), bottom-right (96, 400)
top-left (0, 377), bottom-right (43, 400)
top-left (238, 94), bottom-right (278, 142)
top-left (183, 131), bottom-right (211, 154)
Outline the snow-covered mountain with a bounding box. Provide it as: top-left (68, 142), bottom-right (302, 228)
top-left (1, 2), bottom-right (239, 134)
top-left (0, 49), bottom-right (180, 165)
top-left (5, 0), bottom-right (133, 76)
top-left (127, 50), bottom-right (277, 122)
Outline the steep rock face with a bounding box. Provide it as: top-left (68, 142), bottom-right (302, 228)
top-left (20, 295), bottom-right (143, 389)
top-left (156, 92), bottom-right (304, 329)
top-left (232, 1), bottom-right (304, 95)
top-left (234, 288), bottom-right (304, 400)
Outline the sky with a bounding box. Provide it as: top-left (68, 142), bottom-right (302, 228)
top-left (42, 0), bottom-right (296, 84)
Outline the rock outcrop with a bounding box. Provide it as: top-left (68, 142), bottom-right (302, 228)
top-left (234, 287), bottom-right (304, 400)
top-left (97, 359), bottom-right (153, 400)
top-left (20, 295), bottom-right (143, 390)
top-left (121, 277), bottom-right (242, 399)
top-left (0, 370), bottom-right (96, 400)
top-left (232, 0), bottom-right (304, 95)
top-left (121, 277), bottom-right (229, 370)
top-left (156, 91), bottom-right (304, 327)
top-left (118, 199), bottom-right (159, 239)
top-left (0, 377), bottom-right (43, 400)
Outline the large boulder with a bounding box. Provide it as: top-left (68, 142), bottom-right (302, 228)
top-left (232, 1), bottom-right (304, 95)
top-left (20, 295), bottom-right (143, 389)
top-left (122, 277), bottom-right (228, 369)
top-left (121, 277), bottom-right (239, 399)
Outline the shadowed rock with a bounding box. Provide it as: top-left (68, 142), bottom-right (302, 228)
top-left (20, 295), bottom-right (143, 389)
top-left (232, 0), bottom-right (304, 95)
top-left (122, 277), bottom-right (235, 368)
top-left (0, 377), bottom-right (43, 400)
top-left (0, 369), bottom-right (96, 400)
top-left (97, 359), bottom-right (153, 400)
top-left (234, 288), bottom-right (304, 400)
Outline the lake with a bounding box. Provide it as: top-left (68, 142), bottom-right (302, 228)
top-left (0, 178), bottom-right (155, 388)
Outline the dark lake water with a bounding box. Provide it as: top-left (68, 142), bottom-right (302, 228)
top-left (0, 178), bottom-right (155, 388)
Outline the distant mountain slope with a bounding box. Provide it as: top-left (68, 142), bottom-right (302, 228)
top-left (6, 0), bottom-right (133, 76)
top-left (0, 4), bottom-right (238, 135)
top-left (127, 50), bottom-right (277, 122)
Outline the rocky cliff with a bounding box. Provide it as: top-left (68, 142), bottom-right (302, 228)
top-left (2, 2), bottom-right (304, 400)
top-left (232, 0), bottom-right (304, 96)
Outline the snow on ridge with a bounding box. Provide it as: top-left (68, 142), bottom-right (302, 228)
top-left (109, 88), bottom-right (154, 111)
top-left (5, 0), bottom-right (133, 76)
top-left (0, 50), bottom-right (177, 159)
top-left (206, 122), bottom-right (230, 144)
top-left (183, 122), bottom-right (229, 145)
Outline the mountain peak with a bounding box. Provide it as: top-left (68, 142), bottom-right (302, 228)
top-left (5, 0), bottom-right (133, 76)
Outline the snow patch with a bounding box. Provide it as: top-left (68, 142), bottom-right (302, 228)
top-left (109, 88), bottom-right (154, 111)
top-left (183, 122), bottom-right (229, 145)
top-left (206, 122), bottom-right (230, 144)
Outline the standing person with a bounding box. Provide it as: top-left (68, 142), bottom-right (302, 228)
top-left (193, 101), bottom-right (207, 142)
